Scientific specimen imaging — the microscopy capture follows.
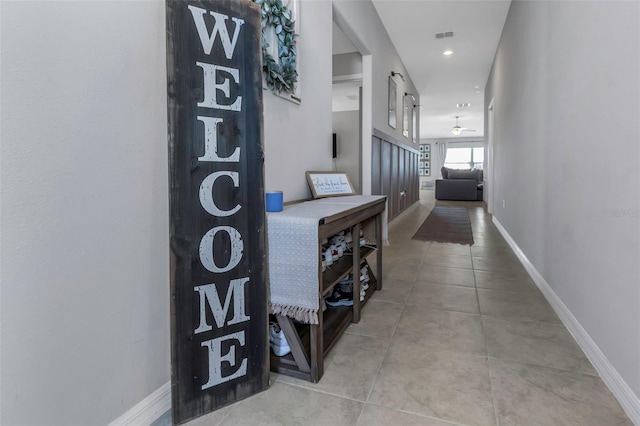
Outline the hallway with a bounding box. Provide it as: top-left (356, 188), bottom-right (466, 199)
top-left (169, 191), bottom-right (631, 426)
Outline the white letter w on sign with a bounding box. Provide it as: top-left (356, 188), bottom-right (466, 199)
top-left (188, 5), bottom-right (245, 59)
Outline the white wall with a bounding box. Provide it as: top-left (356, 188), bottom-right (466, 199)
top-left (333, 111), bottom-right (361, 193)
top-left (332, 52), bottom-right (362, 77)
top-left (486, 0), bottom-right (640, 408)
top-left (263, 0), bottom-right (333, 202)
top-left (333, 0), bottom-right (419, 196)
top-left (1, 1), bottom-right (169, 424)
top-left (333, 0), bottom-right (419, 148)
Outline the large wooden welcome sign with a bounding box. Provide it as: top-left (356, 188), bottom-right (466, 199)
top-left (166, 0), bottom-right (268, 423)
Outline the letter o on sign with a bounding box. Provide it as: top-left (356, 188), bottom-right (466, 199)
top-left (199, 226), bottom-right (244, 273)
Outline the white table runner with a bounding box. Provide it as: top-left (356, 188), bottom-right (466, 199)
top-left (267, 195), bottom-right (387, 324)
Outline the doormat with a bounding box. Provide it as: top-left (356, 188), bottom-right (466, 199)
top-left (412, 206), bottom-right (474, 245)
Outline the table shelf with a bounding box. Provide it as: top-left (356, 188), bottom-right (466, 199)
top-left (270, 265), bottom-right (379, 378)
top-left (268, 196), bottom-right (386, 383)
top-left (321, 245), bottom-right (376, 295)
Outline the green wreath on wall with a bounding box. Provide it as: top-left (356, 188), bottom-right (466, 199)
top-left (254, 0), bottom-right (298, 95)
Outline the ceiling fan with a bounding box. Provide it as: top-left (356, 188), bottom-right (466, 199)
top-left (451, 116), bottom-right (477, 135)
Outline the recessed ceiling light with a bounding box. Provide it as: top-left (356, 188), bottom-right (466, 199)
top-left (456, 103), bottom-right (471, 108)
top-left (443, 50), bottom-right (453, 56)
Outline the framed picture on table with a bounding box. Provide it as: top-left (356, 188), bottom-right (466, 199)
top-left (305, 171), bottom-right (355, 199)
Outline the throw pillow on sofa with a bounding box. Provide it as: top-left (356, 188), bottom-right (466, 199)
top-left (441, 166), bottom-right (449, 179)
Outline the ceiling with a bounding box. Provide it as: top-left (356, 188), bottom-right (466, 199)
top-left (332, 80), bottom-right (361, 112)
top-left (333, 21), bottom-right (358, 56)
top-left (368, 0), bottom-right (511, 139)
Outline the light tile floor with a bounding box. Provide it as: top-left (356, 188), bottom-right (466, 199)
top-left (157, 190), bottom-right (631, 426)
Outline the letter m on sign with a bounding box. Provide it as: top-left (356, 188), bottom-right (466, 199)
top-left (166, 1), bottom-right (268, 424)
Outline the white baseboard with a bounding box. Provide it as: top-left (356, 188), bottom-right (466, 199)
top-left (109, 381), bottom-right (171, 426)
top-left (492, 217), bottom-right (640, 425)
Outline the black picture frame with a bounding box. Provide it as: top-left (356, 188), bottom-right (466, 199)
top-left (402, 94), bottom-right (410, 138)
top-left (412, 105), bottom-right (419, 143)
top-left (388, 76), bottom-right (397, 129)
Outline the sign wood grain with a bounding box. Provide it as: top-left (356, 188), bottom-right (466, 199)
top-left (166, 0), bottom-right (268, 423)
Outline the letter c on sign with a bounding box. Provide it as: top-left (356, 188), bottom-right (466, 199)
top-left (199, 171), bottom-right (241, 217)
top-left (199, 226), bottom-right (244, 273)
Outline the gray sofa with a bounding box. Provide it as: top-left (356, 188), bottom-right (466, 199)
top-left (435, 168), bottom-right (484, 201)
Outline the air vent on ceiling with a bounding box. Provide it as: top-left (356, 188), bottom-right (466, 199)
top-left (435, 31), bottom-right (454, 39)
top-left (456, 103), bottom-right (471, 108)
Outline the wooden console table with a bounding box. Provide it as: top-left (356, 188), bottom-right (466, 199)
top-left (266, 195), bottom-right (386, 382)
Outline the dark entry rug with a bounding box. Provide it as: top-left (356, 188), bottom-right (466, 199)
top-left (412, 206), bottom-right (474, 245)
